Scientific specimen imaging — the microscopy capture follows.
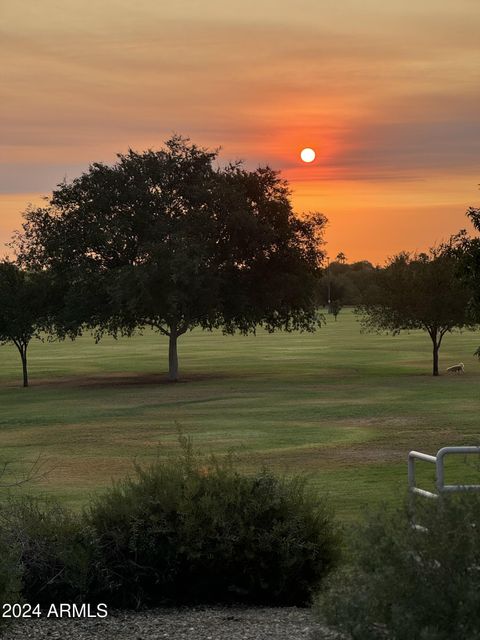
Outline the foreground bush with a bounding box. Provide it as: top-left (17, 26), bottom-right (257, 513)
top-left (315, 495), bottom-right (480, 640)
top-left (0, 496), bottom-right (99, 607)
top-left (0, 534), bottom-right (21, 633)
top-left (88, 443), bottom-right (340, 608)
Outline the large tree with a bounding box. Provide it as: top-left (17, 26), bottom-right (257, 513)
top-left (15, 136), bottom-right (326, 381)
top-left (0, 262), bottom-right (54, 387)
top-left (459, 207), bottom-right (480, 306)
top-left (456, 205), bottom-right (480, 358)
top-left (356, 244), bottom-right (476, 376)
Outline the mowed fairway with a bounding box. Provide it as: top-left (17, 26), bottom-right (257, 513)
top-left (0, 309), bottom-right (479, 521)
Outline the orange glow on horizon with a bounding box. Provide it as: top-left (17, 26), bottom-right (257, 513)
top-left (1, 176), bottom-right (477, 267)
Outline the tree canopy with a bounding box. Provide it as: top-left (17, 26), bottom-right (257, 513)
top-left (455, 204), bottom-right (480, 358)
top-left (15, 136), bottom-right (327, 381)
top-left (356, 244), bottom-right (476, 375)
top-left (458, 207), bottom-right (480, 308)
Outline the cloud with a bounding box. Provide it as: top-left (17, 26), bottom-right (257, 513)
top-left (339, 120), bottom-right (480, 177)
top-left (1, 1), bottom-right (479, 194)
top-left (0, 164), bottom-right (89, 194)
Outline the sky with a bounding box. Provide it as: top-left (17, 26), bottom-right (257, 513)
top-left (1, 0), bottom-right (480, 263)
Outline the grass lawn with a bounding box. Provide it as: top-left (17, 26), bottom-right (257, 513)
top-left (0, 309), bottom-right (479, 521)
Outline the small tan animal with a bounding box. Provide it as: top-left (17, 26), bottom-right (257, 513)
top-left (446, 363), bottom-right (464, 374)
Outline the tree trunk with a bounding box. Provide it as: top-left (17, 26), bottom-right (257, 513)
top-left (16, 343), bottom-right (29, 387)
top-left (168, 330), bottom-right (179, 382)
top-left (428, 327), bottom-right (447, 377)
top-left (432, 342), bottom-right (439, 376)
top-left (431, 330), bottom-right (440, 376)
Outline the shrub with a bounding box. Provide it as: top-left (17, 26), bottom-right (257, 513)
top-left (315, 495), bottom-right (480, 640)
top-left (0, 534), bottom-right (21, 633)
top-left (88, 441), bottom-right (340, 608)
top-left (0, 496), bottom-right (100, 607)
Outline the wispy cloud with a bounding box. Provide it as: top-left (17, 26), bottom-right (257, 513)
top-left (1, 0), bottom-right (479, 260)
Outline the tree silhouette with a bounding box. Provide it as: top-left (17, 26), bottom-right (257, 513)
top-left (16, 136), bottom-right (327, 381)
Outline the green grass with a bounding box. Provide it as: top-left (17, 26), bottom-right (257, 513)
top-left (1, 309), bottom-right (479, 521)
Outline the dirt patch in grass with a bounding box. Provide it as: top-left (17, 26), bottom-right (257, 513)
top-left (34, 455), bottom-right (134, 487)
top-left (317, 444), bottom-right (405, 465)
top-left (21, 371), bottom-right (240, 390)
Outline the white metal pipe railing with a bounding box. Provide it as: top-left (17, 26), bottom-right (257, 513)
top-left (408, 446), bottom-right (480, 499)
top-left (408, 446), bottom-right (480, 531)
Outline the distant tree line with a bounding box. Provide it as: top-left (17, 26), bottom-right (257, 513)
top-left (317, 257), bottom-right (381, 309)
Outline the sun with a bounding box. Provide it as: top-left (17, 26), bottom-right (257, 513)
top-left (300, 147), bottom-right (315, 163)
top-left (300, 148), bottom-right (316, 163)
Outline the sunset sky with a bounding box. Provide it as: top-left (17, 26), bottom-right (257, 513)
top-left (2, 0), bottom-right (479, 263)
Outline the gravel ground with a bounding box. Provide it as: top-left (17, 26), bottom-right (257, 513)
top-left (3, 606), bottom-right (343, 640)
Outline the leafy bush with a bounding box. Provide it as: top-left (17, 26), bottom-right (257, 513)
top-left (315, 495), bottom-right (480, 640)
top-left (0, 496), bottom-right (100, 607)
top-left (0, 534), bottom-right (21, 633)
top-left (88, 441), bottom-right (339, 608)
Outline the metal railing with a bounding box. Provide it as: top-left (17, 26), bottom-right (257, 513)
top-left (408, 446), bottom-right (480, 531)
top-left (408, 446), bottom-right (480, 499)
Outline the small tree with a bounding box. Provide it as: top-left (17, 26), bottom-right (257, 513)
top-left (329, 300), bottom-right (342, 321)
top-left (356, 244), bottom-right (476, 376)
top-left (0, 262), bottom-right (54, 387)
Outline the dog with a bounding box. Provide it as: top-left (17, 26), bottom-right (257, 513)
top-left (446, 363), bottom-right (464, 374)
